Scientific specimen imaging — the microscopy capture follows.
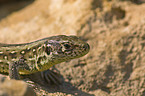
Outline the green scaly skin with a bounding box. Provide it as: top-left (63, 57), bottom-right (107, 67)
top-left (0, 35), bottom-right (90, 85)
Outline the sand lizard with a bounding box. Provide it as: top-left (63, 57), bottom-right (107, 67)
top-left (0, 35), bottom-right (90, 85)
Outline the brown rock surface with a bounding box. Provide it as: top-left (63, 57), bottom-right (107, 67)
top-left (0, 75), bottom-right (36, 96)
top-left (0, 0), bottom-right (145, 96)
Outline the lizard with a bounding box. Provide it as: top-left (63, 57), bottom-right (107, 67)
top-left (0, 35), bottom-right (90, 85)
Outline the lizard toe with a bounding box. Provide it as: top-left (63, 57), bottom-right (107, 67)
top-left (42, 69), bottom-right (62, 85)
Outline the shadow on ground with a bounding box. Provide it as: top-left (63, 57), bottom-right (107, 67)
top-left (39, 80), bottom-right (95, 96)
top-left (0, 0), bottom-right (34, 21)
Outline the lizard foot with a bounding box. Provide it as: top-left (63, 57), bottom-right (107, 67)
top-left (41, 69), bottom-right (62, 85)
top-left (22, 69), bottom-right (62, 86)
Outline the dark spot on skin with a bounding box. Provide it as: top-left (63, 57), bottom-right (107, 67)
top-left (0, 54), bottom-right (4, 59)
top-left (9, 52), bottom-right (16, 55)
top-left (9, 52), bottom-right (17, 59)
top-left (57, 46), bottom-right (63, 54)
top-left (74, 51), bottom-right (77, 55)
top-left (37, 57), bottom-right (42, 64)
top-left (36, 44), bottom-right (43, 51)
top-left (37, 63), bottom-right (42, 69)
top-left (64, 53), bottom-right (68, 55)
top-left (41, 45), bottom-right (45, 50)
top-left (64, 44), bottom-right (71, 49)
top-left (29, 55), bottom-right (33, 58)
top-left (25, 48), bottom-right (31, 52)
top-left (45, 46), bottom-right (52, 55)
top-left (6, 49), bottom-right (10, 51)
top-left (74, 45), bottom-right (79, 48)
top-left (11, 56), bottom-right (17, 59)
top-left (0, 53), bottom-right (3, 56)
top-left (36, 44), bottom-right (42, 48)
top-left (19, 56), bottom-right (25, 60)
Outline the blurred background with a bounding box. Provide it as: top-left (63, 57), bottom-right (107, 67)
top-left (0, 0), bottom-right (145, 96)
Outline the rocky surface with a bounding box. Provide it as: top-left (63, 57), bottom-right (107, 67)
top-left (0, 75), bottom-right (36, 96)
top-left (0, 0), bottom-right (145, 96)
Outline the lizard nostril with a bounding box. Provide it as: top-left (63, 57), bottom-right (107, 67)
top-left (83, 44), bottom-right (90, 50)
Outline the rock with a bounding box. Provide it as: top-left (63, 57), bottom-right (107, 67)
top-left (0, 75), bottom-right (36, 96)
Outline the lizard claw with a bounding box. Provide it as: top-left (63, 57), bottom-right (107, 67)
top-left (41, 69), bottom-right (62, 85)
top-left (22, 69), bottom-right (62, 86)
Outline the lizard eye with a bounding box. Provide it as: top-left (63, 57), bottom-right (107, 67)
top-left (45, 46), bottom-right (52, 55)
top-left (64, 44), bottom-right (71, 49)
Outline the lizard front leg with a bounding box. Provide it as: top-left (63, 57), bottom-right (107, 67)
top-left (9, 61), bottom-right (20, 80)
top-left (9, 60), bottom-right (62, 85)
top-left (9, 57), bottom-right (27, 80)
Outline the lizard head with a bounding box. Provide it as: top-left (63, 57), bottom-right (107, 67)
top-left (45, 35), bottom-right (90, 64)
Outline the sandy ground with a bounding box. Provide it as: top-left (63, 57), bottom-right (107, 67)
top-left (0, 0), bottom-right (145, 96)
